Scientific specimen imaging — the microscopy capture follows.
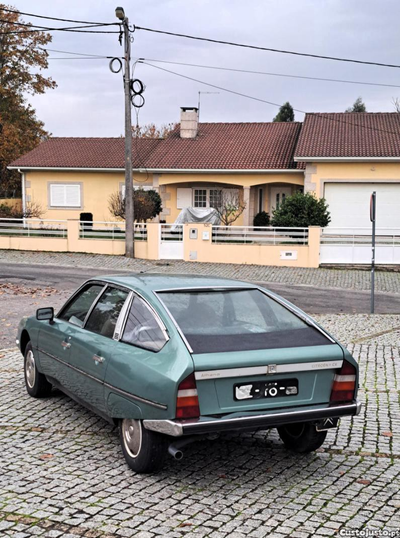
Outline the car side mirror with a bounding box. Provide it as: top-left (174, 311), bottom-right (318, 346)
top-left (36, 307), bottom-right (54, 324)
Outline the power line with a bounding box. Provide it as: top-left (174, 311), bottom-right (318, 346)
top-left (38, 47), bottom-right (108, 58)
top-left (0, 19), bottom-right (119, 35)
top-left (0, 18), bottom-right (117, 31)
top-left (0, 25), bottom-right (119, 35)
top-left (0, 6), bottom-right (108, 25)
top-left (135, 26), bottom-right (400, 70)
top-left (140, 61), bottom-right (400, 137)
top-left (139, 57), bottom-right (400, 90)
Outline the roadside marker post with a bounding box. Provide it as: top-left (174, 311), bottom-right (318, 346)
top-left (370, 192), bottom-right (376, 314)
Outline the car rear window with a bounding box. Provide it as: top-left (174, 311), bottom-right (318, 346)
top-left (158, 289), bottom-right (330, 354)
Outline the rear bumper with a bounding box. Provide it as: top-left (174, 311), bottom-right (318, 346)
top-left (143, 401), bottom-right (362, 437)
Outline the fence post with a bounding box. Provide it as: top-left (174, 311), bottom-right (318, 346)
top-left (67, 220), bottom-right (80, 252)
top-left (146, 222), bottom-right (160, 260)
top-left (308, 226), bottom-right (321, 268)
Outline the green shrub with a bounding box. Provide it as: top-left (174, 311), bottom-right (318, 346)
top-left (253, 211), bottom-right (270, 227)
top-left (271, 192), bottom-right (331, 228)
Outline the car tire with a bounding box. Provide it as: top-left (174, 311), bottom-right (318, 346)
top-left (119, 418), bottom-right (167, 473)
top-left (277, 422), bottom-right (327, 453)
top-left (24, 342), bottom-right (52, 398)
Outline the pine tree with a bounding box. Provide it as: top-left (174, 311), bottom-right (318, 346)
top-left (345, 97), bottom-right (367, 113)
top-left (273, 102), bottom-right (295, 122)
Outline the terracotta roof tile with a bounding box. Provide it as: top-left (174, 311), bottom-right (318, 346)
top-left (10, 122), bottom-right (304, 170)
top-left (145, 122), bottom-right (303, 170)
top-left (295, 113), bottom-right (400, 158)
top-left (10, 137), bottom-right (162, 169)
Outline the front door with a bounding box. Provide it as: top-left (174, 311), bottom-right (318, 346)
top-left (66, 286), bottom-right (129, 414)
top-left (38, 283), bottom-right (105, 385)
top-left (270, 187), bottom-right (292, 214)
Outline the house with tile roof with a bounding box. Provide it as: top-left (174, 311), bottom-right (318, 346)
top-left (8, 109), bottom-right (400, 231)
top-left (295, 112), bottom-right (400, 231)
top-left (9, 108), bottom-right (304, 226)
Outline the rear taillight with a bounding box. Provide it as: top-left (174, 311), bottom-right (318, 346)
top-left (330, 360), bottom-right (357, 403)
top-left (176, 373), bottom-right (200, 419)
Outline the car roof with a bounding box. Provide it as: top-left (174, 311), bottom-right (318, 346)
top-left (96, 273), bottom-right (253, 292)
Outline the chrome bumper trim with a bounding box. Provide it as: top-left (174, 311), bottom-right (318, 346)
top-left (143, 401), bottom-right (362, 437)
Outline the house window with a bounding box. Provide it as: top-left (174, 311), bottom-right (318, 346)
top-left (209, 189), bottom-right (222, 208)
top-left (193, 189), bottom-right (207, 208)
top-left (121, 185), bottom-right (154, 198)
top-left (49, 184), bottom-right (81, 208)
top-left (193, 188), bottom-right (222, 208)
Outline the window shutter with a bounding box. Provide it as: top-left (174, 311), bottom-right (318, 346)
top-left (177, 188), bottom-right (192, 209)
top-left (65, 185), bottom-right (81, 207)
top-left (50, 184), bottom-right (65, 207)
top-left (50, 184), bottom-right (81, 207)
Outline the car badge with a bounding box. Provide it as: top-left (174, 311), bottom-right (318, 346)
top-left (267, 364), bottom-right (277, 374)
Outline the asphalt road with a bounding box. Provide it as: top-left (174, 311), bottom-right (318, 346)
top-left (1, 261), bottom-right (399, 314)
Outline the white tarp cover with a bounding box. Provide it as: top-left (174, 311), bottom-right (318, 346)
top-left (172, 207), bottom-right (220, 230)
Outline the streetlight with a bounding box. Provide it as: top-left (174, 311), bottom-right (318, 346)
top-left (115, 7), bottom-right (125, 20)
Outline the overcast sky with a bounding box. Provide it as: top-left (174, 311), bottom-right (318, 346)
top-left (15, 0), bottom-right (400, 136)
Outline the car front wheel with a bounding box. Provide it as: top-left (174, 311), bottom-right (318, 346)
top-left (24, 342), bottom-right (52, 398)
top-left (277, 422), bottom-right (327, 453)
top-left (119, 418), bottom-right (167, 473)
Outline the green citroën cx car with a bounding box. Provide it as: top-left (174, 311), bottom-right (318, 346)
top-left (17, 274), bottom-right (361, 473)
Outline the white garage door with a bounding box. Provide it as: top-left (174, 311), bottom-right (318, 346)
top-left (324, 183), bottom-right (400, 233)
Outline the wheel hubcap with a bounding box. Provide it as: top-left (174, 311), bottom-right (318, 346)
top-left (25, 350), bottom-right (36, 389)
top-left (122, 419), bottom-right (142, 458)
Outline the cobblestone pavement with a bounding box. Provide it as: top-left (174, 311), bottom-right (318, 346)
top-left (1, 345), bottom-right (399, 537)
top-left (314, 314), bottom-right (400, 346)
top-left (1, 250), bottom-right (400, 294)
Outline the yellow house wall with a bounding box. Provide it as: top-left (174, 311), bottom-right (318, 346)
top-left (306, 162), bottom-right (400, 198)
top-left (25, 171), bottom-right (153, 221)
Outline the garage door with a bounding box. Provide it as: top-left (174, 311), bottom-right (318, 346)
top-left (324, 183), bottom-right (400, 233)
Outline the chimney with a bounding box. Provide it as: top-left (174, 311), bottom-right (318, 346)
top-left (180, 107), bottom-right (199, 139)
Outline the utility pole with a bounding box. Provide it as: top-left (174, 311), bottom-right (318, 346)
top-left (116, 7), bottom-right (134, 258)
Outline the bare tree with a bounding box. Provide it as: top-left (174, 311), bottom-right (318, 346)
top-left (132, 123), bottom-right (178, 139)
top-left (392, 97), bottom-right (400, 113)
top-left (213, 189), bottom-right (246, 226)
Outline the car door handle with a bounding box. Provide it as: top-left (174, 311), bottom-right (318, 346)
top-left (92, 354), bottom-right (105, 364)
top-left (61, 340), bottom-right (71, 349)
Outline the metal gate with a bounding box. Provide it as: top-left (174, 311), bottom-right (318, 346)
top-left (159, 224), bottom-right (184, 260)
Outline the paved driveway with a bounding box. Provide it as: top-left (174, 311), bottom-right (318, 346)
top-left (0, 345), bottom-right (399, 537)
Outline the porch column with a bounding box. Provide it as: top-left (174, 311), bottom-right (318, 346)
top-left (242, 186), bottom-right (251, 226)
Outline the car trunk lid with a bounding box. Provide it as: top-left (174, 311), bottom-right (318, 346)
top-left (191, 344), bottom-right (344, 416)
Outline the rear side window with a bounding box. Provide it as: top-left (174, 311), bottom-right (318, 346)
top-left (59, 284), bottom-right (104, 327)
top-left (121, 295), bottom-right (167, 352)
top-left (85, 287), bottom-right (129, 338)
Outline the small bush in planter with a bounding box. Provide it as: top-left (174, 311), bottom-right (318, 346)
top-left (253, 211), bottom-right (270, 227)
top-left (271, 192), bottom-right (331, 228)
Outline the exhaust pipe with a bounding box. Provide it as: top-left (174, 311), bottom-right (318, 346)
top-left (168, 445), bottom-right (184, 460)
top-left (168, 435), bottom-right (201, 460)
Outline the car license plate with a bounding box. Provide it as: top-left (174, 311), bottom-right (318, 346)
top-left (234, 378), bottom-right (298, 401)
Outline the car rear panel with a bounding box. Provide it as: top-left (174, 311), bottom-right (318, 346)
top-left (191, 344), bottom-right (344, 416)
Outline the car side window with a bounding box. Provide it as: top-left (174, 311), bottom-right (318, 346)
top-left (85, 287), bottom-right (129, 338)
top-left (121, 295), bottom-right (167, 352)
top-left (59, 284), bottom-right (104, 327)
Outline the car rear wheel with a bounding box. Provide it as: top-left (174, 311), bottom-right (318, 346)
top-left (24, 342), bottom-right (52, 398)
top-left (277, 422), bottom-right (327, 453)
top-left (119, 418), bottom-right (167, 473)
